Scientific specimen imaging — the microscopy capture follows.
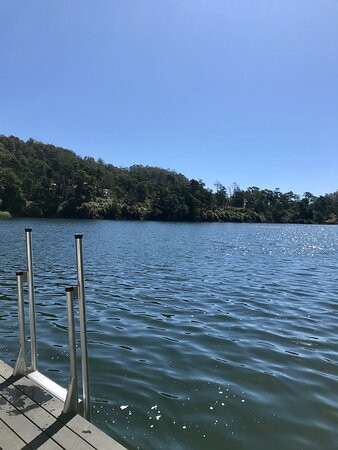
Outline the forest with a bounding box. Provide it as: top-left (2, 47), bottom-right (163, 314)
top-left (0, 135), bottom-right (337, 224)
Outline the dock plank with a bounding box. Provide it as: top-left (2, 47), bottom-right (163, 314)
top-left (0, 393), bottom-right (62, 449)
top-left (66, 414), bottom-right (126, 450)
top-left (0, 360), bottom-right (13, 378)
top-left (0, 359), bottom-right (127, 450)
top-left (0, 375), bottom-right (95, 450)
top-left (0, 417), bottom-right (26, 450)
top-left (12, 377), bottom-right (125, 449)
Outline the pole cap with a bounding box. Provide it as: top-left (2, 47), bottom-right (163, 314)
top-left (75, 234), bottom-right (83, 239)
top-left (16, 271), bottom-right (24, 276)
top-left (25, 228), bottom-right (32, 233)
top-left (65, 286), bottom-right (74, 292)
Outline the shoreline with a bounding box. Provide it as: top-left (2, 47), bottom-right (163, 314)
top-left (1, 215), bottom-right (337, 225)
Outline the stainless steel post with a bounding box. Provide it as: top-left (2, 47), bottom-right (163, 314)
top-left (75, 234), bottom-right (90, 421)
top-left (25, 228), bottom-right (37, 371)
top-left (13, 272), bottom-right (27, 376)
top-left (63, 287), bottom-right (79, 414)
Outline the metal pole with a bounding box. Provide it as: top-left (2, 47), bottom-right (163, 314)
top-left (63, 287), bottom-right (79, 414)
top-left (13, 272), bottom-right (27, 376)
top-left (75, 234), bottom-right (90, 421)
top-left (25, 228), bottom-right (37, 371)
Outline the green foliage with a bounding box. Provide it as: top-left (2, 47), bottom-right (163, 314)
top-left (0, 135), bottom-right (337, 224)
top-left (0, 211), bottom-right (11, 219)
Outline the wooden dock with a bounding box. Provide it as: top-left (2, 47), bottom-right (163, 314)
top-left (0, 359), bottom-right (126, 450)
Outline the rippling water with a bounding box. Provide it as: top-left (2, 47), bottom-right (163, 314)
top-left (1, 219), bottom-right (338, 449)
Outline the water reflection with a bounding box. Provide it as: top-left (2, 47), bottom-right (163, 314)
top-left (0, 220), bottom-right (337, 449)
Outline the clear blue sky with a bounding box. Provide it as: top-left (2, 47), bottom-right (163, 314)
top-left (1, 0), bottom-right (337, 195)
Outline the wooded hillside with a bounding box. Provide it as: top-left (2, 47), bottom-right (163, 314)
top-left (0, 135), bottom-right (337, 223)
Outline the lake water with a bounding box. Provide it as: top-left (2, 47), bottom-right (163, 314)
top-left (0, 219), bottom-right (338, 449)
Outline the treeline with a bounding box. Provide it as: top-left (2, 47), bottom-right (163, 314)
top-left (0, 135), bottom-right (337, 224)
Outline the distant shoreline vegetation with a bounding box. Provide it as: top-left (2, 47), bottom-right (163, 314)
top-left (0, 135), bottom-right (337, 224)
top-left (0, 210), bottom-right (11, 219)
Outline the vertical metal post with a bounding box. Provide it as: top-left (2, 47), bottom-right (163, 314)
top-left (75, 234), bottom-right (90, 421)
top-left (13, 272), bottom-right (27, 376)
top-left (25, 228), bottom-right (37, 371)
top-left (63, 287), bottom-right (79, 414)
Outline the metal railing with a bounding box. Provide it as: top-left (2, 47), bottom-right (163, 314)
top-left (12, 229), bottom-right (91, 421)
top-left (13, 228), bottom-right (37, 375)
top-left (63, 234), bottom-right (91, 420)
top-left (75, 234), bottom-right (90, 420)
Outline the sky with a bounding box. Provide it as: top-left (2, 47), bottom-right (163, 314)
top-left (0, 0), bottom-right (337, 196)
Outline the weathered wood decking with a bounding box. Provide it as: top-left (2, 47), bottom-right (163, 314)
top-left (0, 360), bottom-right (126, 450)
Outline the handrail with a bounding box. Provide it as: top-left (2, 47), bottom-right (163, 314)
top-left (63, 286), bottom-right (79, 414)
top-left (13, 228), bottom-right (38, 375)
top-left (12, 229), bottom-right (91, 421)
top-left (75, 234), bottom-right (91, 421)
top-left (25, 228), bottom-right (38, 372)
top-left (13, 271), bottom-right (28, 376)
